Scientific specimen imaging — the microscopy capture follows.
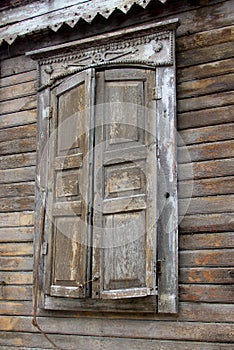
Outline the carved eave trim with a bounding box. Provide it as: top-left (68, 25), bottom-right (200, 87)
top-left (27, 18), bottom-right (179, 89)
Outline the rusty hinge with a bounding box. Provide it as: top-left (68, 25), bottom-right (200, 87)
top-left (152, 87), bottom-right (162, 100)
top-left (154, 260), bottom-right (162, 274)
top-left (42, 241), bottom-right (48, 255)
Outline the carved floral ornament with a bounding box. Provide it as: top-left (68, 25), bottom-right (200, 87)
top-left (27, 19), bottom-right (179, 89)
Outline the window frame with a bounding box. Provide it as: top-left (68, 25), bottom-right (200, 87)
top-left (31, 18), bottom-right (179, 314)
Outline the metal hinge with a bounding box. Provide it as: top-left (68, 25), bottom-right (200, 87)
top-left (154, 260), bottom-right (162, 274)
top-left (152, 87), bottom-right (162, 100)
top-left (42, 241), bottom-right (48, 255)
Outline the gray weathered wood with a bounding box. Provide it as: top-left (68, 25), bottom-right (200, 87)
top-left (156, 65), bottom-right (178, 313)
top-left (180, 232), bottom-right (234, 250)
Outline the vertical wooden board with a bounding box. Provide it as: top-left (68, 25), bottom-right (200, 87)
top-left (57, 82), bottom-right (85, 153)
top-left (157, 64), bottom-right (178, 313)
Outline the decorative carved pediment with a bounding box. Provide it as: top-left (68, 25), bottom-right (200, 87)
top-left (28, 18), bottom-right (179, 89)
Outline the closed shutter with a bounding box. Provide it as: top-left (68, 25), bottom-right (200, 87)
top-left (92, 68), bottom-right (157, 299)
top-left (45, 69), bottom-right (95, 298)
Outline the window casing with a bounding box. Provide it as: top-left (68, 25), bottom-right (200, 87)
top-left (32, 18), bottom-right (179, 314)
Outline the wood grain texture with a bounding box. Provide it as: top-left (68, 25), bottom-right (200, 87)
top-left (0, 182), bottom-right (35, 198)
top-left (178, 91), bottom-right (234, 113)
top-left (180, 267), bottom-right (234, 284)
top-left (180, 232), bottom-right (234, 250)
top-left (0, 212), bottom-right (34, 228)
top-left (0, 154), bottom-right (36, 170)
top-left (0, 243), bottom-right (33, 256)
top-left (179, 124), bottom-right (234, 146)
top-left (0, 96), bottom-right (36, 115)
top-left (180, 249), bottom-right (234, 267)
top-left (0, 167), bottom-right (35, 184)
top-left (178, 105), bottom-right (234, 130)
top-left (178, 58), bottom-right (234, 82)
top-left (0, 316), bottom-right (233, 343)
top-left (180, 195), bottom-right (234, 215)
top-left (178, 74), bottom-right (234, 99)
top-left (0, 272), bottom-right (32, 285)
top-left (179, 176), bottom-right (234, 198)
top-left (177, 25), bottom-right (234, 52)
top-left (179, 140), bottom-right (234, 163)
top-left (179, 158), bottom-right (234, 181)
top-left (0, 124), bottom-right (36, 143)
top-left (177, 41), bottom-right (234, 68)
top-left (0, 332), bottom-right (233, 350)
top-left (0, 81), bottom-right (36, 102)
top-left (180, 284), bottom-right (234, 303)
top-left (0, 110), bottom-right (37, 129)
top-left (0, 286), bottom-right (32, 300)
top-left (0, 197), bottom-right (35, 212)
top-left (179, 213), bottom-right (234, 233)
top-left (0, 0), bottom-right (234, 346)
top-left (0, 227), bottom-right (33, 242)
top-left (0, 70), bottom-right (36, 88)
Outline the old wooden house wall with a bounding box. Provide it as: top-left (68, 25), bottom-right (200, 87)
top-left (0, 0), bottom-right (233, 348)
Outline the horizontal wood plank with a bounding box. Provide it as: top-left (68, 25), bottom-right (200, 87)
top-left (0, 137), bottom-right (36, 156)
top-left (0, 316), bottom-right (234, 343)
top-left (0, 124), bottom-right (36, 143)
top-left (0, 243), bottom-right (33, 256)
top-left (0, 154), bottom-right (36, 170)
top-left (180, 249), bottom-right (234, 267)
top-left (0, 227), bottom-right (33, 243)
top-left (180, 267), bottom-right (234, 284)
top-left (0, 212), bottom-right (34, 228)
top-left (178, 74), bottom-right (234, 99)
top-left (0, 197), bottom-right (35, 212)
top-left (0, 332), bottom-right (234, 350)
top-left (179, 158), bottom-right (234, 181)
top-left (178, 105), bottom-right (234, 130)
top-left (179, 123), bottom-right (234, 146)
top-left (0, 257), bottom-right (33, 271)
top-left (180, 232), bottom-right (234, 250)
top-left (0, 70), bottom-right (36, 88)
top-left (179, 140), bottom-right (234, 163)
top-left (0, 55), bottom-right (36, 78)
top-left (0, 81), bottom-right (36, 102)
top-left (180, 284), bottom-right (234, 303)
top-left (179, 195), bottom-right (234, 215)
top-left (179, 213), bottom-right (234, 233)
top-left (0, 182), bottom-right (35, 198)
top-left (0, 272), bottom-right (32, 285)
top-left (0, 167), bottom-right (35, 184)
top-left (0, 110), bottom-right (37, 129)
top-left (0, 286), bottom-right (32, 301)
top-left (1, 300), bottom-right (234, 323)
top-left (179, 176), bottom-right (234, 198)
top-left (0, 96), bottom-right (36, 115)
top-left (178, 91), bottom-right (234, 113)
top-left (177, 41), bottom-right (234, 68)
top-left (177, 25), bottom-right (234, 52)
top-left (178, 58), bottom-right (234, 82)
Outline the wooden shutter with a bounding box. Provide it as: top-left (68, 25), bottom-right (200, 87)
top-left (44, 69), bottom-right (95, 298)
top-left (92, 68), bottom-right (157, 299)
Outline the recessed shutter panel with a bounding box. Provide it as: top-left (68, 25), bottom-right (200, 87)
top-left (45, 69), bottom-right (94, 298)
top-left (92, 68), bottom-right (157, 299)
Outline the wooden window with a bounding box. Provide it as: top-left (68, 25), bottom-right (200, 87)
top-left (33, 19), bottom-right (178, 314)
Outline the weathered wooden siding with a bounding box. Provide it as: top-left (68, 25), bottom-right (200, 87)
top-left (0, 0), bottom-right (233, 348)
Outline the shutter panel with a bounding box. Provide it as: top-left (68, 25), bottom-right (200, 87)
top-left (45, 69), bottom-right (94, 298)
top-left (92, 68), bottom-right (157, 299)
